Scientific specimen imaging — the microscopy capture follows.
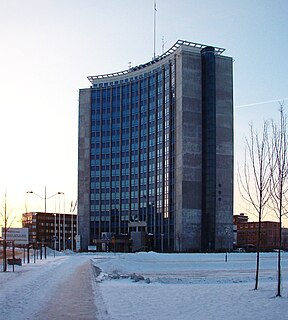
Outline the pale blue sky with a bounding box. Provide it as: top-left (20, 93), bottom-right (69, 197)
top-left (0, 0), bottom-right (287, 225)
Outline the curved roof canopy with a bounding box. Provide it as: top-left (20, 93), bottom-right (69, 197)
top-left (87, 39), bottom-right (225, 83)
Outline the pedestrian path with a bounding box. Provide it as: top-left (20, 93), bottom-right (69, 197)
top-left (37, 260), bottom-right (98, 320)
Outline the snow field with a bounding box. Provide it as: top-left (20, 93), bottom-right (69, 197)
top-left (92, 252), bottom-right (288, 320)
top-left (0, 251), bottom-right (287, 320)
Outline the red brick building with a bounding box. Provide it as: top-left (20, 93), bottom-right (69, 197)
top-left (233, 213), bottom-right (288, 251)
top-left (233, 213), bottom-right (248, 224)
top-left (237, 221), bottom-right (280, 251)
top-left (22, 212), bottom-right (77, 251)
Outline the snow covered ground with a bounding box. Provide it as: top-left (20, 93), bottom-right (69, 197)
top-left (92, 251), bottom-right (288, 320)
top-left (0, 251), bottom-right (287, 320)
top-left (0, 252), bottom-right (97, 320)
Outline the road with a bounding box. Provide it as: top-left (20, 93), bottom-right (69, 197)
top-left (0, 254), bottom-right (105, 320)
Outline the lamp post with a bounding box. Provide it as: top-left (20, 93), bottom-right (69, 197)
top-left (224, 227), bottom-right (229, 262)
top-left (143, 195), bottom-right (147, 225)
top-left (26, 187), bottom-right (64, 251)
top-left (26, 187), bottom-right (64, 213)
top-left (58, 193), bottom-right (66, 250)
top-left (161, 233), bottom-right (164, 253)
top-left (56, 192), bottom-right (65, 251)
top-left (53, 214), bottom-right (56, 256)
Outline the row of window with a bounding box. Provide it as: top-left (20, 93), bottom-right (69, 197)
top-left (90, 62), bottom-right (175, 221)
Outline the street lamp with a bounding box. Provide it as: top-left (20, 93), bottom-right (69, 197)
top-left (224, 227), bottom-right (229, 262)
top-left (26, 186), bottom-right (64, 213)
top-left (26, 187), bottom-right (64, 252)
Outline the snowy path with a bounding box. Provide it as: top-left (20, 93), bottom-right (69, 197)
top-left (0, 254), bottom-right (98, 320)
top-left (37, 258), bottom-right (98, 319)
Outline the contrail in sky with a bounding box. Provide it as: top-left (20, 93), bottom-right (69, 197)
top-left (235, 98), bottom-right (288, 109)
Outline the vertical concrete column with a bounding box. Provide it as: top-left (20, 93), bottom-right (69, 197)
top-left (78, 88), bottom-right (92, 250)
top-left (175, 48), bottom-right (203, 251)
top-left (215, 56), bottom-right (234, 250)
top-left (201, 46), bottom-right (216, 251)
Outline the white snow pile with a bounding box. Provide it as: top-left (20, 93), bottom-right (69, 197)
top-left (92, 251), bottom-right (288, 320)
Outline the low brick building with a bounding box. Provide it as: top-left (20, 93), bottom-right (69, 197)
top-left (237, 221), bottom-right (279, 251)
top-left (233, 213), bottom-right (248, 225)
top-left (234, 213), bottom-right (288, 251)
top-left (22, 212), bottom-right (77, 251)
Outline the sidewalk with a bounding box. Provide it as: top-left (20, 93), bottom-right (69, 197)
top-left (0, 254), bottom-right (101, 320)
top-left (37, 260), bottom-right (98, 320)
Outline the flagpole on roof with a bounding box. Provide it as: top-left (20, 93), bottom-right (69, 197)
top-left (153, 0), bottom-right (157, 60)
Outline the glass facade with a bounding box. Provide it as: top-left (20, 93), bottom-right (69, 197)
top-left (89, 63), bottom-right (176, 251)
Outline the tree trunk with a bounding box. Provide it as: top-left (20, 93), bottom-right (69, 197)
top-left (254, 218), bottom-right (261, 290)
top-left (3, 241), bottom-right (7, 272)
top-left (276, 216), bottom-right (282, 296)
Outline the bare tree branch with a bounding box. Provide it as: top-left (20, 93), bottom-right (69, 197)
top-left (268, 102), bottom-right (288, 297)
top-left (237, 120), bottom-right (272, 290)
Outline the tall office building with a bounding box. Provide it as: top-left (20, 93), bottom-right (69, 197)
top-left (78, 40), bottom-right (233, 252)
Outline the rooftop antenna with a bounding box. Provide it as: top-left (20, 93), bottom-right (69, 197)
top-left (153, 0), bottom-right (157, 60)
top-left (162, 36), bottom-right (167, 54)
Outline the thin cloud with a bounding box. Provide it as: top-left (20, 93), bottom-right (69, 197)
top-left (235, 98), bottom-right (288, 109)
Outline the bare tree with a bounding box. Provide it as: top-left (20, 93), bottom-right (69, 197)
top-left (0, 192), bottom-right (16, 271)
top-left (269, 103), bottom-right (288, 297)
top-left (238, 121), bottom-right (271, 290)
